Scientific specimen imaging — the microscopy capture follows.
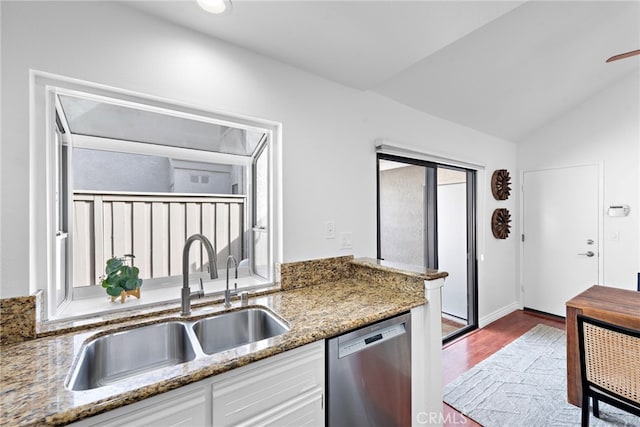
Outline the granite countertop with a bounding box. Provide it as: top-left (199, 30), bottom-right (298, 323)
top-left (352, 257), bottom-right (448, 281)
top-left (0, 260), bottom-right (435, 426)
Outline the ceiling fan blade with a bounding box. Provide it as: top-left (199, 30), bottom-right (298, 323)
top-left (606, 49), bottom-right (640, 63)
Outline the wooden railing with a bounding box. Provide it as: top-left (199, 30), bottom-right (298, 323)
top-left (72, 191), bottom-right (245, 287)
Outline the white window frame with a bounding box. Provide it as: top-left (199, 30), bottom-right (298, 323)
top-left (30, 71), bottom-right (282, 320)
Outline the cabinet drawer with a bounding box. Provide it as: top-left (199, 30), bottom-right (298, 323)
top-left (238, 389), bottom-right (324, 427)
top-left (69, 385), bottom-right (207, 427)
top-left (212, 341), bottom-right (324, 426)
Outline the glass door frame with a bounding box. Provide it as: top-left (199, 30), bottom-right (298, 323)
top-left (376, 153), bottom-right (478, 343)
top-left (376, 153), bottom-right (439, 267)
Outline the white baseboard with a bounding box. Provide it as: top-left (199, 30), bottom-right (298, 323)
top-left (479, 302), bottom-right (520, 328)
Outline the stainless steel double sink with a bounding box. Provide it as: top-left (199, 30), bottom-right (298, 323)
top-left (66, 307), bottom-right (289, 391)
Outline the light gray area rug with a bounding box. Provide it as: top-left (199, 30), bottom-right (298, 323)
top-left (444, 324), bottom-right (639, 426)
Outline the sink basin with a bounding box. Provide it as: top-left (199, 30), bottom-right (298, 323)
top-left (66, 322), bottom-right (195, 391)
top-left (192, 308), bottom-right (289, 355)
top-left (66, 306), bottom-right (290, 391)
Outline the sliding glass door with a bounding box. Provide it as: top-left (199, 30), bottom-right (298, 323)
top-left (377, 154), bottom-right (477, 341)
top-left (377, 157), bottom-right (436, 268)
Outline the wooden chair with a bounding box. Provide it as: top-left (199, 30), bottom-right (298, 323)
top-left (577, 314), bottom-right (640, 427)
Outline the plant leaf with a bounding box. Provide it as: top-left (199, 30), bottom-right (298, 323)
top-left (125, 277), bottom-right (137, 290)
top-left (121, 265), bottom-right (132, 277)
top-left (105, 258), bottom-right (123, 275)
top-left (106, 286), bottom-right (124, 297)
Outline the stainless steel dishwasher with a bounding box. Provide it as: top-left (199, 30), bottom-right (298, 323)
top-left (327, 312), bottom-right (411, 427)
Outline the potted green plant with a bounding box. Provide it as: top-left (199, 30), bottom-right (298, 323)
top-left (101, 255), bottom-right (143, 303)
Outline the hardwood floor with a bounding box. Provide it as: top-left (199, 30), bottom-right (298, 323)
top-left (442, 309), bottom-right (565, 426)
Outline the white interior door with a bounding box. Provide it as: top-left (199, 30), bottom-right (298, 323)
top-left (522, 164), bottom-right (599, 317)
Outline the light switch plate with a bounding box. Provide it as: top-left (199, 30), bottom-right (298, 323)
top-left (325, 221), bottom-right (335, 239)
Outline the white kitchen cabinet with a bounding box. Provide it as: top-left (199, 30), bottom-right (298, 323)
top-left (211, 340), bottom-right (325, 426)
top-left (237, 389), bottom-right (324, 426)
top-left (68, 383), bottom-right (209, 427)
top-left (67, 341), bottom-right (324, 427)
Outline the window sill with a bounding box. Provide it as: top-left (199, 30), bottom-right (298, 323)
top-left (47, 276), bottom-right (271, 324)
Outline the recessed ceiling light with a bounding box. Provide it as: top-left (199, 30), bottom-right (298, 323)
top-left (197, 0), bottom-right (232, 14)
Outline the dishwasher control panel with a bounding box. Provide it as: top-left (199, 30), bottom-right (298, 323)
top-left (338, 322), bottom-right (407, 358)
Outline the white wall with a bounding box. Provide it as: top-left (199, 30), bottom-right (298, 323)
top-left (0, 0), bottom-right (3, 294)
top-left (0, 1), bottom-right (518, 323)
top-left (518, 72), bottom-right (640, 290)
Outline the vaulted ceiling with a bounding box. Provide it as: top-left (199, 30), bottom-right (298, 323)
top-left (124, 0), bottom-right (640, 142)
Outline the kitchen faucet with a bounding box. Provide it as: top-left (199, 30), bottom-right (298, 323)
top-left (224, 255), bottom-right (238, 308)
top-left (181, 234), bottom-right (218, 316)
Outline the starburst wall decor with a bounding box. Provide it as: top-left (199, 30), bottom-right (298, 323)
top-left (491, 208), bottom-right (511, 239)
top-left (491, 169), bottom-right (511, 200)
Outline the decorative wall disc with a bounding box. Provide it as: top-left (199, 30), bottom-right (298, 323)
top-left (491, 169), bottom-right (511, 200)
top-left (491, 208), bottom-right (511, 239)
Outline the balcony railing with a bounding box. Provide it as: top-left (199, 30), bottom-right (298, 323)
top-left (72, 191), bottom-right (245, 287)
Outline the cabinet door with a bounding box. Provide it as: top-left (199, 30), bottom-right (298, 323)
top-left (69, 385), bottom-right (208, 427)
top-left (212, 341), bottom-right (324, 426)
top-left (238, 389), bottom-right (324, 427)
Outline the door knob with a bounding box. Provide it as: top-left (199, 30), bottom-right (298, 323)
top-left (578, 251), bottom-right (595, 257)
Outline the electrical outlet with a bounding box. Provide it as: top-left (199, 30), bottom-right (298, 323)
top-left (325, 221), bottom-right (335, 239)
top-left (340, 232), bottom-right (353, 249)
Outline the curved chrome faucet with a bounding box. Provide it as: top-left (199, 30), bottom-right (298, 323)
top-left (181, 234), bottom-right (218, 316)
top-left (225, 255), bottom-right (238, 308)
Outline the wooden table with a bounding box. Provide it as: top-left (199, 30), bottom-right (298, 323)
top-left (565, 285), bottom-right (640, 407)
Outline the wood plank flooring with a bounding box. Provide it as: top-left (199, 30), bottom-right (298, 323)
top-left (442, 309), bottom-right (566, 426)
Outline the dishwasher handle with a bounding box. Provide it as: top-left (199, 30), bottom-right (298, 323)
top-left (337, 322), bottom-right (407, 358)
top-left (364, 334), bottom-right (383, 345)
